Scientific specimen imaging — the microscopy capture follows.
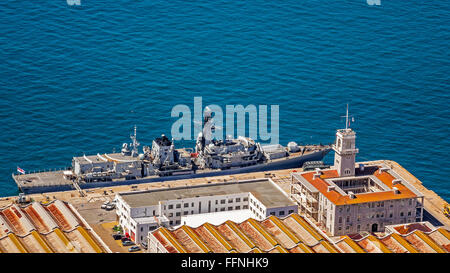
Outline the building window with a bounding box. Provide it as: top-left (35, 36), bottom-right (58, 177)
top-left (400, 212), bottom-right (404, 217)
top-left (221, 200), bottom-right (226, 204)
top-left (243, 197), bottom-right (248, 202)
top-left (338, 217), bottom-right (342, 223)
top-left (236, 198), bottom-right (241, 202)
top-left (168, 205), bottom-right (173, 209)
top-left (168, 213), bottom-right (173, 217)
top-left (184, 203), bottom-right (189, 208)
top-left (408, 211), bottom-right (411, 216)
top-left (176, 212), bottom-right (181, 217)
top-left (389, 213), bottom-right (393, 218)
top-left (243, 205), bottom-right (248, 209)
top-left (279, 211), bottom-right (285, 216)
top-left (270, 212), bottom-right (275, 216)
top-left (235, 206), bottom-right (241, 210)
top-left (184, 211), bottom-right (188, 215)
top-left (288, 210), bottom-right (294, 214)
top-left (228, 207), bottom-right (233, 210)
top-left (220, 208), bottom-right (225, 211)
top-left (176, 220), bottom-right (180, 225)
top-left (176, 204), bottom-right (181, 209)
top-left (228, 199), bottom-right (233, 203)
top-left (141, 227), bottom-right (143, 232)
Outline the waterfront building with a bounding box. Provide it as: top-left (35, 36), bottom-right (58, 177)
top-left (114, 178), bottom-right (297, 244)
top-left (290, 124), bottom-right (424, 236)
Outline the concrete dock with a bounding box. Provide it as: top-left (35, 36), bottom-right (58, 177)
top-left (0, 160), bottom-right (448, 252)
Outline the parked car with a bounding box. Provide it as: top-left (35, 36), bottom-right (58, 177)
top-left (128, 246), bottom-right (140, 252)
top-left (122, 240), bottom-right (135, 247)
top-left (112, 234), bottom-right (122, 240)
top-left (105, 203), bottom-right (115, 211)
top-left (121, 237), bottom-right (131, 242)
top-left (141, 241), bottom-right (148, 250)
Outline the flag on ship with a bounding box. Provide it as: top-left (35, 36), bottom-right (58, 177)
top-left (17, 166), bottom-right (25, 174)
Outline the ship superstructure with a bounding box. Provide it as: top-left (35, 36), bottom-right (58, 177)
top-left (13, 115), bottom-right (331, 194)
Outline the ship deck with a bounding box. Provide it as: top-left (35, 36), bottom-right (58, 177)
top-left (12, 145), bottom-right (330, 192)
top-left (13, 170), bottom-right (73, 189)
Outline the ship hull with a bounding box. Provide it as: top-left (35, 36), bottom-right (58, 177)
top-left (16, 149), bottom-right (330, 194)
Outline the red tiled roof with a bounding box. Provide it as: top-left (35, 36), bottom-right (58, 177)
top-left (299, 167), bottom-right (418, 205)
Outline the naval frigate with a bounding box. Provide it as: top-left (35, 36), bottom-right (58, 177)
top-left (13, 110), bottom-right (331, 194)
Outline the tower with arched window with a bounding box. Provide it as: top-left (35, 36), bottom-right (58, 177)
top-left (333, 105), bottom-right (359, 177)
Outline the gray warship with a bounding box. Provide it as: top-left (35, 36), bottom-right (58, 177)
top-left (13, 110), bottom-right (331, 194)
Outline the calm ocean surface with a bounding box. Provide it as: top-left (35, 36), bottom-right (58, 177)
top-left (0, 1), bottom-right (449, 199)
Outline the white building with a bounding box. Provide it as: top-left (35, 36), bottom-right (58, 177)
top-left (115, 178), bottom-right (297, 245)
top-left (290, 119), bottom-right (424, 236)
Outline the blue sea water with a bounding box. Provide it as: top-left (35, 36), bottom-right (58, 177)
top-left (0, 1), bottom-right (449, 199)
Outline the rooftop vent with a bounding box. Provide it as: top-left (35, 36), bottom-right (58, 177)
top-left (348, 191), bottom-right (356, 199)
top-left (392, 179), bottom-right (402, 185)
top-left (327, 186), bottom-right (335, 192)
top-left (313, 168), bottom-right (323, 179)
top-left (379, 167), bottom-right (390, 174)
top-left (393, 187), bottom-right (400, 194)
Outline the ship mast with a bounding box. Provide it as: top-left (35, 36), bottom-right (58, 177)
top-left (130, 125), bottom-right (140, 157)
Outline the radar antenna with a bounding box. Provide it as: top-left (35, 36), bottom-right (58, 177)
top-left (130, 125), bottom-right (140, 157)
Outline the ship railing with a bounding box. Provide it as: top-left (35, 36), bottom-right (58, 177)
top-left (14, 166), bottom-right (72, 176)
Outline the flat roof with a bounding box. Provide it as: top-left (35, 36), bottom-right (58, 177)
top-left (180, 209), bottom-right (254, 228)
top-left (119, 179), bottom-right (295, 209)
top-left (74, 153), bottom-right (138, 164)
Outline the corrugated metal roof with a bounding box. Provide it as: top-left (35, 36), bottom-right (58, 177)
top-left (149, 213), bottom-right (341, 253)
top-left (0, 201), bottom-right (105, 253)
top-left (337, 223), bottom-right (450, 253)
top-left (150, 214), bottom-right (450, 253)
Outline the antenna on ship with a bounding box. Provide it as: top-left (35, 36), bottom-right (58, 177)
top-left (130, 125), bottom-right (140, 157)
